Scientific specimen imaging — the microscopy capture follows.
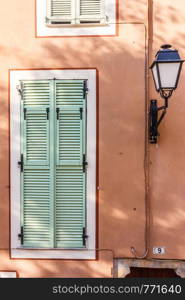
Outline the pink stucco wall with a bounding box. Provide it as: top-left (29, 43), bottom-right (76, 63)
top-left (0, 0), bottom-right (185, 277)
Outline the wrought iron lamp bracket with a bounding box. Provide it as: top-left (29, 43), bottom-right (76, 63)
top-left (149, 95), bottom-right (170, 144)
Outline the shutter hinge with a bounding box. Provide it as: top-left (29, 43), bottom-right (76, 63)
top-left (83, 154), bottom-right (88, 173)
top-left (56, 108), bottom-right (60, 120)
top-left (83, 80), bottom-right (88, 98)
top-left (46, 107), bottom-right (50, 120)
top-left (18, 154), bottom-right (24, 172)
top-left (24, 108), bottom-right (27, 120)
top-left (18, 226), bottom-right (24, 245)
top-left (16, 83), bottom-right (24, 99)
top-left (80, 107), bottom-right (83, 120)
top-left (45, 17), bottom-right (49, 24)
top-left (82, 227), bottom-right (88, 246)
top-left (106, 15), bottom-right (110, 22)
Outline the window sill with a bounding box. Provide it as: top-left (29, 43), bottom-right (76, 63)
top-left (16, 247), bottom-right (86, 250)
top-left (46, 22), bottom-right (109, 28)
top-left (11, 248), bottom-right (96, 260)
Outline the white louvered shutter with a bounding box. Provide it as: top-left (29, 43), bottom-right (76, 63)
top-left (47, 0), bottom-right (74, 24)
top-left (55, 80), bottom-right (86, 248)
top-left (77, 0), bottom-right (105, 23)
top-left (20, 81), bottom-right (53, 248)
top-left (47, 0), bottom-right (106, 24)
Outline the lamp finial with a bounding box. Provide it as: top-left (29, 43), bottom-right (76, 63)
top-left (161, 44), bottom-right (172, 49)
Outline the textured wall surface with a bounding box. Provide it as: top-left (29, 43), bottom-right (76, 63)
top-left (1, 0), bottom-right (185, 277)
top-left (149, 0), bottom-right (185, 259)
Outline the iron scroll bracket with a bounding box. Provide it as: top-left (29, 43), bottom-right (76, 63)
top-left (150, 97), bottom-right (169, 144)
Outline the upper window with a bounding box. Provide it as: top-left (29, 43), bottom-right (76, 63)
top-left (46, 0), bottom-right (107, 25)
top-left (36, 0), bottom-right (116, 36)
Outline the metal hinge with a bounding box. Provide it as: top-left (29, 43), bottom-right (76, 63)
top-left (56, 108), bottom-right (60, 120)
top-left (16, 83), bottom-right (23, 99)
top-left (18, 226), bottom-right (24, 245)
top-left (46, 107), bottom-right (50, 120)
top-left (82, 227), bottom-right (88, 246)
top-left (80, 107), bottom-right (83, 120)
top-left (83, 154), bottom-right (88, 173)
top-left (18, 154), bottom-right (24, 172)
top-left (83, 80), bottom-right (88, 98)
top-left (45, 17), bottom-right (49, 24)
top-left (24, 108), bottom-right (27, 120)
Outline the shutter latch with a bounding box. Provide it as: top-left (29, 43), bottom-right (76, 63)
top-left (18, 154), bottom-right (24, 172)
top-left (24, 108), bottom-right (27, 120)
top-left (83, 154), bottom-right (88, 173)
top-left (82, 227), bottom-right (88, 246)
top-left (56, 108), bottom-right (60, 120)
top-left (46, 108), bottom-right (50, 120)
top-left (83, 80), bottom-right (88, 98)
top-left (18, 226), bottom-right (24, 245)
top-left (80, 107), bottom-right (83, 120)
top-left (16, 83), bottom-right (23, 98)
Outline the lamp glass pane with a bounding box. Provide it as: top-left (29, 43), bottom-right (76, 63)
top-left (158, 62), bottom-right (181, 89)
top-left (152, 64), bottom-right (159, 91)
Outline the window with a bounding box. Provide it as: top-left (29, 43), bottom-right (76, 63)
top-left (0, 272), bottom-right (17, 278)
top-left (46, 0), bottom-right (106, 25)
top-left (36, 0), bottom-right (116, 36)
top-left (11, 69), bottom-right (96, 259)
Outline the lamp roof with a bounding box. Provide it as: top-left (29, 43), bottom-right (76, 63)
top-left (150, 44), bottom-right (184, 68)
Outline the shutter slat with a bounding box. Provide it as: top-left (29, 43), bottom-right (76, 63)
top-left (22, 81), bottom-right (50, 107)
top-left (23, 169), bottom-right (51, 247)
top-left (51, 0), bottom-right (72, 18)
top-left (24, 109), bottom-right (49, 166)
top-left (56, 81), bottom-right (84, 106)
top-left (80, 0), bottom-right (101, 15)
top-left (78, 0), bottom-right (105, 23)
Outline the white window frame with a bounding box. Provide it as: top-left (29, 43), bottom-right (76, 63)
top-left (37, 0), bottom-right (116, 36)
top-left (10, 69), bottom-right (96, 259)
top-left (0, 272), bottom-right (17, 278)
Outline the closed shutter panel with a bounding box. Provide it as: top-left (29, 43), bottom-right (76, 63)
top-left (21, 81), bottom-right (53, 248)
top-left (55, 80), bottom-right (86, 248)
top-left (78, 0), bottom-right (105, 23)
top-left (48, 0), bottom-right (73, 24)
top-left (20, 79), bottom-right (87, 249)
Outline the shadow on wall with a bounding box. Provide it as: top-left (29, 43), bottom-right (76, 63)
top-left (154, 3), bottom-right (185, 50)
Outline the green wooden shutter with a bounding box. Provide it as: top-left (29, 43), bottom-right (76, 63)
top-left (20, 79), bottom-right (87, 249)
top-left (20, 81), bottom-right (53, 248)
top-left (55, 80), bottom-right (86, 248)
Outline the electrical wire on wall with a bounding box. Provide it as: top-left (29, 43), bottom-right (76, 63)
top-left (130, 20), bottom-right (150, 259)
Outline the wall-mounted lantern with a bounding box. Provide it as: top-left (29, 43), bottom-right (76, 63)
top-left (149, 44), bottom-right (184, 143)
